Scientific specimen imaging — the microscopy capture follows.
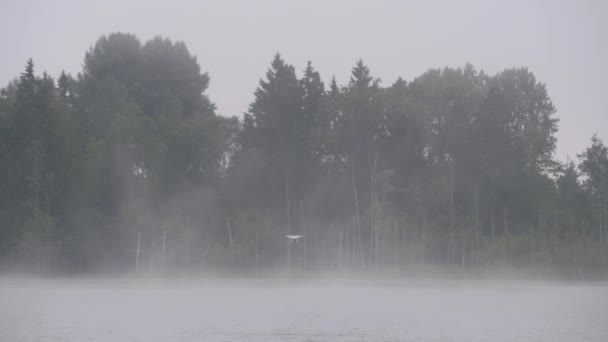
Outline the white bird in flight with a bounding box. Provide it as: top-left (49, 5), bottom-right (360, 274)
top-left (285, 235), bottom-right (303, 243)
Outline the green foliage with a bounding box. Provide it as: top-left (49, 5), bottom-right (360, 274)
top-left (0, 33), bottom-right (605, 274)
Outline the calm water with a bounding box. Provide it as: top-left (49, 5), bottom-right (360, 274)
top-left (0, 278), bottom-right (607, 341)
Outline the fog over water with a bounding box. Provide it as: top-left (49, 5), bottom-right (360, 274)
top-left (1, 278), bottom-right (607, 342)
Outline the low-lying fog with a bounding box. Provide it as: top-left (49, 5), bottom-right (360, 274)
top-left (1, 277), bottom-right (606, 342)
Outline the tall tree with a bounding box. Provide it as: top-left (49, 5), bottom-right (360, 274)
top-left (334, 60), bottom-right (384, 265)
top-left (579, 135), bottom-right (608, 243)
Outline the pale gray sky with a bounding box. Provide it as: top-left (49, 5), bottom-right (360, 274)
top-left (1, 0), bottom-right (606, 161)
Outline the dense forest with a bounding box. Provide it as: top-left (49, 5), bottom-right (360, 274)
top-left (0, 33), bottom-right (606, 274)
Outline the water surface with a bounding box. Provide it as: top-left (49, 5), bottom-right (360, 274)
top-left (0, 278), bottom-right (606, 341)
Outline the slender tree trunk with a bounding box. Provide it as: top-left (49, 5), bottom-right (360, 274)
top-left (461, 239), bottom-right (465, 266)
top-left (300, 199), bottom-right (305, 267)
top-left (226, 217), bottom-right (234, 248)
top-left (32, 141), bottom-right (41, 217)
top-left (546, 218), bottom-right (552, 265)
top-left (491, 214), bottom-right (495, 243)
top-left (368, 147), bottom-right (377, 265)
top-left (368, 148), bottom-right (373, 265)
top-left (449, 165), bottom-right (455, 265)
top-left (338, 224), bottom-right (343, 269)
top-left (352, 216), bottom-right (357, 266)
top-left (285, 170), bottom-right (291, 235)
top-left (255, 229), bottom-right (259, 272)
top-left (351, 148), bottom-right (363, 267)
top-left (422, 213), bottom-right (427, 264)
top-left (287, 242), bottom-right (291, 270)
top-left (285, 169), bottom-right (291, 269)
top-left (503, 206), bottom-right (508, 265)
top-left (375, 178), bottom-right (381, 265)
top-left (600, 192), bottom-right (604, 244)
top-left (397, 220), bottom-right (404, 268)
top-left (161, 229), bottom-right (166, 270)
top-left (135, 231), bottom-right (141, 272)
top-left (475, 189), bottom-right (480, 265)
top-left (373, 150), bottom-right (379, 265)
top-left (601, 193), bottom-right (606, 243)
top-left (185, 215), bottom-right (191, 267)
top-left (403, 223), bottom-right (408, 265)
top-left (344, 224), bottom-right (350, 268)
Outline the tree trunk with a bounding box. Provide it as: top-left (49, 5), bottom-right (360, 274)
top-left (255, 229), bottom-right (259, 272)
top-left (373, 150), bottom-right (380, 265)
top-left (185, 215), bottom-right (191, 267)
top-left (344, 224), bottom-right (350, 268)
top-left (503, 206), bottom-right (508, 265)
top-left (135, 231), bottom-right (141, 272)
top-left (449, 165), bottom-right (455, 265)
top-left (161, 229), bottom-right (166, 270)
top-left (338, 224), bottom-right (343, 269)
top-left (475, 189), bottom-right (480, 264)
top-left (285, 170), bottom-right (291, 235)
top-left (352, 216), bottom-right (357, 266)
top-left (600, 192), bottom-right (604, 244)
top-left (375, 184), bottom-right (381, 265)
top-left (422, 213), bottom-right (427, 264)
top-left (32, 141), bottom-right (41, 217)
top-left (285, 169), bottom-right (291, 269)
top-left (368, 147), bottom-right (377, 265)
top-left (226, 217), bottom-right (234, 248)
top-left (461, 239), bottom-right (466, 266)
top-left (491, 214), bottom-right (495, 243)
top-left (300, 199), bottom-right (305, 267)
top-left (546, 218), bottom-right (552, 265)
top-left (397, 220), bottom-right (404, 267)
top-left (351, 148), bottom-right (363, 267)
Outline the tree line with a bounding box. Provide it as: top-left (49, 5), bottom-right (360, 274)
top-left (0, 33), bottom-right (606, 273)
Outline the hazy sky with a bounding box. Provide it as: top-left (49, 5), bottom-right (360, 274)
top-left (1, 0), bottom-right (606, 161)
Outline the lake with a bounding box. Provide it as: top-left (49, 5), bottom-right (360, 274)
top-left (0, 277), bottom-right (607, 341)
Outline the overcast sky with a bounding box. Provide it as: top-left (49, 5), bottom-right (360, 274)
top-left (1, 0), bottom-right (606, 161)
